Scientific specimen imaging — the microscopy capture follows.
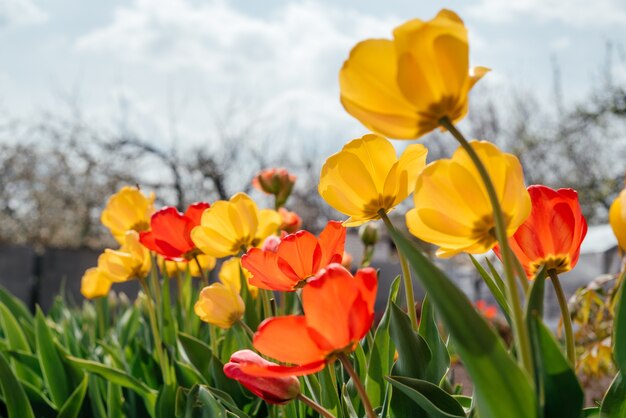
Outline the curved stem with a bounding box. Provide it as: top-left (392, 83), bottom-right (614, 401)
top-left (439, 117), bottom-right (533, 374)
top-left (338, 353), bottom-right (376, 418)
top-left (194, 255), bottom-right (209, 287)
top-left (548, 269), bottom-right (575, 364)
top-left (296, 394), bottom-right (336, 418)
top-left (237, 319), bottom-right (254, 339)
top-left (379, 210), bottom-right (418, 331)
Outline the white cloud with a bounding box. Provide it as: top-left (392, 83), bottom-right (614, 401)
top-left (549, 36), bottom-right (571, 50)
top-left (468, 0), bottom-right (626, 27)
top-left (73, 0), bottom-right (401, 145)
top-left (0, 0), bottom-right (47, 27)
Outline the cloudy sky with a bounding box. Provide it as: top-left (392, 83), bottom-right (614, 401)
top-left (1, 0), bottom-right (625, 154)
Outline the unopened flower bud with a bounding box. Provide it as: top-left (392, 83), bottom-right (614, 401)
top-left (279, 208), bottom-right (302, 234)
top-left (359, 223), bottom-right (379, 246)
top-left (253, 168), bottom-right (296, 207)
top-left (224, 350), bottom-right (301, 405)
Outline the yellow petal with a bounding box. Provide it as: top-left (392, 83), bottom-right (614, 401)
top-left (610, 189), bottom-right (626, 251)
top-left (408, 141), bottom-right (529, 256)
top-left (80, 268), bottom-right (111, 299)
top-left (384, 143), bottom-right (428, 207)
top-left (219, 257), bottom-right (258, 299)
top-left (194, 283), bottom-right (245, 329)
top-left (255, 209), bottom-right (281, 246)
top-left (100, 186), bottom-right (154, 244)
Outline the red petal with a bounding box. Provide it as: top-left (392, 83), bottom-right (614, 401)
top-left (242, 248), bottom-right (296, 291)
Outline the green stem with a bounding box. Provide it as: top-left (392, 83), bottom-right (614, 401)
top-left (439, 117), bottom-right (533, 374)
top-left (296, 394), bottom-right (336, 418)
top-left (261, 290), bottom-right (274, 319)
top-left (237, 319), bottom-right (255, 339)
top-left (194, 255), bottom-right (209, 287)
top-left (379, 210), bottom-right (418, 331)
top-left (338, 353), bottom-right (376, 418)
top-left (139, 278), bottom-right (170, 384)
top-left (548, 269), bottom-right (575, 364)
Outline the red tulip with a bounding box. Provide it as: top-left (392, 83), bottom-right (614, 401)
top-left (224, 350), bottom-right (300, 404)
top-left (494, 185), bottom-right (587, 278)
top-left (242, 221), bottom-right (346, 291)
top-left (240, 264), bottom-right (377, 377)
top-left (139, 202), bottom-right (210, 261)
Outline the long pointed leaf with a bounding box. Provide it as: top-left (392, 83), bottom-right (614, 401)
top-left (388, 230), bottom-right (537, 418)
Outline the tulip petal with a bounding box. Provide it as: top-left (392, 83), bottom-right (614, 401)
top-left (239, 360), bottom-right (326, 378)
top-left (242, 248), bottom-right (296, 291)
top-left (253, 316), bottom-right (326, 365)
top-left (302, 265), bottom-right (360, 351)
top-left (278, 231), bottom-right (320, 278)
top-left (317, 221), bottom-right (347, 266)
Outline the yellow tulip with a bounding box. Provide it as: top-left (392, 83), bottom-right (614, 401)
top-left (339, 9), bottom-right (488, 139)
top-left (80, 268), bottom-right (112, 299)
top-left (406, 141), bottom-right (530, 257)
top-left (101, 186), bottom-right (155, 244)
top-left (319, 134), bottom-right (427, 226)
top-left (191, 193), bottom-right (281, 258)
top-left (609, 188), bottom-right (626, 252)
top-left (194, 283), bottom-right (245, 329)
top-left (98, 231), bottom-right (152, 282)
top-left (219, 257), bottom-right (258, 298)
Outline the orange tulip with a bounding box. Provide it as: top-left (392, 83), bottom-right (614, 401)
top-left (494, 185), bottom-right (587, 277)
top-left (239, 264), bottom-right (377, 377)
top-left (241, 221), bottom-right (346, 291)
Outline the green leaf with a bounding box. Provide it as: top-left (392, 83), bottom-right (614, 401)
top-left (528, 314), bottom-right (583, 418)
top-left (0, 350), bottom-right (35, 418)
top-left (35, 307), bottom-right (70, 408)
top-left (525, 267), bottom-right (547, 320)
top-left (341, 384), bottom-right (359, 418)
top-left (67, 356), bottom-right (157, 414)
top-left (388, 230), bottom-right (537, 418)
top-left (180, 385), bottom-right (227, 418)
top-left (601, 372), bottom-right (626, 417)
top-left (58, 374), bottom-right (89, 418)
top-left (157, 383), bottom-right (178, 418)
top-left (0, 285), bottom-right (34, 328)
top-left (178, 332), bottom-right (213, 383)
top-left (469, 255), bottom-right (510, 320)
top-left (365, 277), bottom-right (400, 408)
top-left (107, 381), bottom-right (124, 418)
top-left (613, 271), bottom-right (626, 373)
top-left (389, 302), bottom-right (431, 379)
top-left (582, 407), bottom-right (600, 418)
top-left (389, 302), bottom-right (431, 418)
top-left (386, 376), bottom-right (465, 418)
top-left (418, 294), bottom-right (450, 384)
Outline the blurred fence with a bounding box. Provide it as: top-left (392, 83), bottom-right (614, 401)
top-left (0, 245), bottom-right (142, 311)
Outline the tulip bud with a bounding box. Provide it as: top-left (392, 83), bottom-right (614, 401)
top-left (253, 168), bottom-right (296, 208)
top-left (194, 283), bottom-right (245, 329)
top-left (224, 350), bottom-right (300, 404)
top-left (279, 208), bottom-right (302, 234)
top-left (358, 224), bottom-right (379, 247)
